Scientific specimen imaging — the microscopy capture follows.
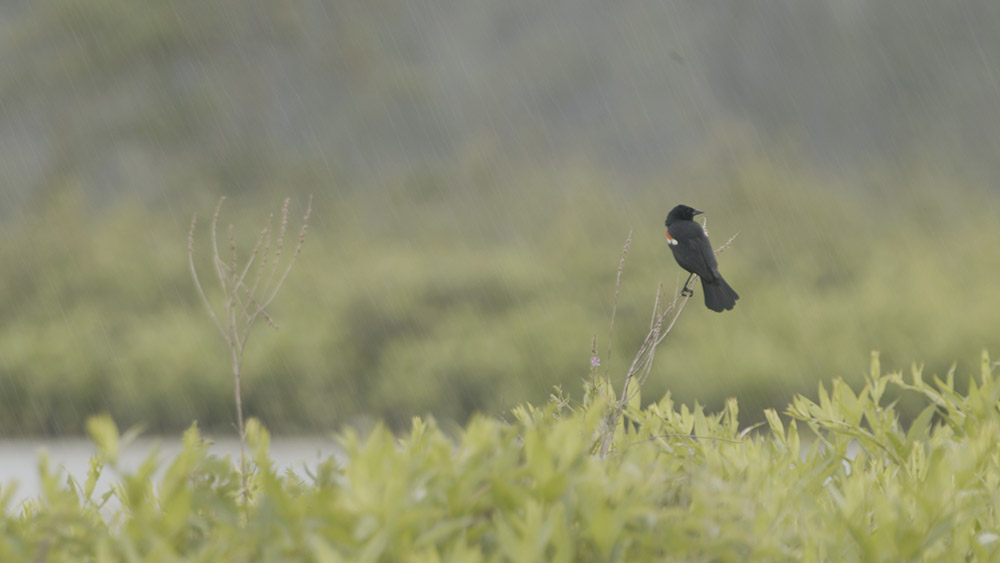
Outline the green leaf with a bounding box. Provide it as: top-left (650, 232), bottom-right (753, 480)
top-left (86, 414), bottom-right (121, 465)
top-left (764, 408), bottom-right (785, 445)
top-left (905, 404), bottom-right (937, 446)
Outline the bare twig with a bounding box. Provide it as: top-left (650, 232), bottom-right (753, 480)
top-left (604, 230), bottom-right (631, 380)
top-left (188, 216), bottom-right (225, 339)
top-left (264, 196), bottom-right (312, 307)
top-left (715, 231), bottom-right (740, 254)
top-left (188, 195), bottom-right (312, 500)
top-left (248, 217), bottom-right (273, 298)
top-left (210, 198), bottom-right (229, 299)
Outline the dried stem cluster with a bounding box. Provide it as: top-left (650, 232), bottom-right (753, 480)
top-left (598, 227), bottom-right (738, 457)
top-left (187, 196), bottom-right (312, 497)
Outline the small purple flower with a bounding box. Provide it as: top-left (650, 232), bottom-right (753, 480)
top-left (590, 356), bottom-right (601, 369)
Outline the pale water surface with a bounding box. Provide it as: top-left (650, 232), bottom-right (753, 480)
top-left (0, 437), bottom-right (341, 511)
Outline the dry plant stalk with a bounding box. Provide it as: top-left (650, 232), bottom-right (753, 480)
top-left (187, 195), bottom-right (312, 497)
top-left (598, 228), bottom-right (739, 457)
top-left (604, 230), bottom-right (632, 380)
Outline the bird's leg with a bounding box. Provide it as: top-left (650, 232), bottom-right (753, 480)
top-left (681, 273), bottom-right (694, 296)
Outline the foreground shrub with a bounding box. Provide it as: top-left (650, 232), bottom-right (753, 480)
top-left (2, 351), bottom-right (999, 561)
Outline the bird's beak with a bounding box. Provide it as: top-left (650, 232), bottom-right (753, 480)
top-left (692, 209), bottom-right (704, 216)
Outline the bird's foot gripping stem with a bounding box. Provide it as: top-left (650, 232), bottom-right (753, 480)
top-left (680, 273), bottom-right (695, 297)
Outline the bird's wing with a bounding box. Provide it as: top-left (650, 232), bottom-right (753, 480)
top-left (696, 231), bottom-right (720, 282)
top-left (668, 222), bottom-right (714, 278)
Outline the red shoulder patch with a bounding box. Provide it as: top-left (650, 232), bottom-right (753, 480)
top-left (665, 228), bottom-right (678, 246)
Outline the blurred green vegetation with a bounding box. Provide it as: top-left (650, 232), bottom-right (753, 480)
top-left (2, 0), bottom-right (1000, 436)
top-left (1, 145), bottom-right (999, 436)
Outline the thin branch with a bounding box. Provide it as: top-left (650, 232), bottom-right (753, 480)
top-left (210, 197), bottom-right (228, 296)
top-left (716, 231), bottom-right (740, 254)
top-left (228, 223), bottom-right (237, 285)
top-left (604, 230), bottom-right (632, 380)
top-left (232, 222), bottom-right (270, 301)
top-left (649, 282), bottom-right (663, 331)
top-left (248, 215), bottom-right (274, 298)
top-left (188, 214), bottom-right (227, 340)
top-left (263, 198), bottom-right (291, 296)
top-left (262, 195), bottom-right (312, 308)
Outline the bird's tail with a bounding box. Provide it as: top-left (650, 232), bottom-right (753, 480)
top-left (702, 276), bottom-right (739, 312)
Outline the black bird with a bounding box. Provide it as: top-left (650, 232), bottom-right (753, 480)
top-left (664, 204), bottom-right (739, 312)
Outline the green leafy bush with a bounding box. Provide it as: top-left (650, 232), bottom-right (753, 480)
top-left (3, 351), bottom-right (999, 560)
